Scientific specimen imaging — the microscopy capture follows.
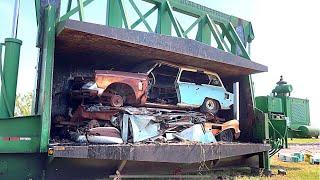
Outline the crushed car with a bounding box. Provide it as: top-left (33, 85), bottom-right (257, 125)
top-left (79, 61), bottom-right (234, 115)
top-left (58, 60), bottom-right (239, 145)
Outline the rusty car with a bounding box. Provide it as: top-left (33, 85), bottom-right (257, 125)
top-left (94, 70), bottom-right (148, 107)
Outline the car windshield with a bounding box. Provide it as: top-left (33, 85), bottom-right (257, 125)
top-left (209, 74), bottom-right (222, 87)
top-left (131, 61), bottom-right (158, 74)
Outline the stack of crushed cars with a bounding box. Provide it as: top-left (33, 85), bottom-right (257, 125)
top-left (52, 72), bottom-right (240, 145)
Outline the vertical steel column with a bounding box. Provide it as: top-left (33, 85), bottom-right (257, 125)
top-left (106, 0), bottom-right (123, 28)
top-left (39, 5), bottom-right (56, 152)
top-left (0, 38), bottom-right (22, 118)
top-left (259, 151), bottom-right (271, 175)
top-left (196, 18), bottom-right (211, 45)
top-left (156, 2), bottom-right (171, 35)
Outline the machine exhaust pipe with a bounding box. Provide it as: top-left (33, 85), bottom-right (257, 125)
top-left (0, 0), bottom-right (22, 118)
top-left (11, 0), bottom-right (20, 38)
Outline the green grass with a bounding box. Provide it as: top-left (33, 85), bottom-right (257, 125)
top-left (288, 138), bottom-right (319, 144)
top-left (202, 156), bottom-right (320, 180)
top-left (267, 156), bottom-right (319, 180)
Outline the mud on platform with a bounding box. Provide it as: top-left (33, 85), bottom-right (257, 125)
top-left (51, 142), bottom-right (270, 163)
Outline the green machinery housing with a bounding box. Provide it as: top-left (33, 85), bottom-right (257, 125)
top-left (255, 76), bottom-right (319, 142)
top-left (0, 0), bottom-right (274, 179)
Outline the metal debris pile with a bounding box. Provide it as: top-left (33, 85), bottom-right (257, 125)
top-left (53, 104), bottom-right (237, 144)
top-left (51, 75), bottom-right (240, 145)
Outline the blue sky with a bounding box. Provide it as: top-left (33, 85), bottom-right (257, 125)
top-left (0, 0), bottom-right (319, 128)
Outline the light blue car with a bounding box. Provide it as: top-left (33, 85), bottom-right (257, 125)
top-left (131, 61), bottom-right (234, 114)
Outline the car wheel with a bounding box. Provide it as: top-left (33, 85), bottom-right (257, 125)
top-left (110, 94), bottom-right (124, 107)
top-left (217, 129), bottom-right (234, 142)
top-left (200, 98), bottom-right (220, 114)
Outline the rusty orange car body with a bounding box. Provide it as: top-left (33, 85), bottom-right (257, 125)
top-left (95, 70), bottom-right (148, 106)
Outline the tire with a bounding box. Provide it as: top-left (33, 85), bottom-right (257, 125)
top-left (217, 129), bottom-right (234, 142)
top-left (110, 94), bottom-right (124, 107)
top-left (200, 98), bottom-right (220, 114)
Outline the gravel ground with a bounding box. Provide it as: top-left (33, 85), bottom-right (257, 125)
top-left (279, 143), bottom-right (320, 154)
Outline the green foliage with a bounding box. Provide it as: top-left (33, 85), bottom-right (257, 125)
top-left (15, 92), bottom-right (33, 116)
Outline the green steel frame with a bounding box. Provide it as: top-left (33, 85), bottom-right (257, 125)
top-left (0, 5), bottom-right (56, 154)
top-left (58, 0), bottom-right (254, 58)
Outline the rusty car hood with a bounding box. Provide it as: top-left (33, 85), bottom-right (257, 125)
top-left (95, 70), bottom-right (148, 80)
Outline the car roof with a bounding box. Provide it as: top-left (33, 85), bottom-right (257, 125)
top-left (152, 60), bottom-right (220, 77)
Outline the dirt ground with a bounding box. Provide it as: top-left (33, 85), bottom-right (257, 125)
top-left (280, 142), bottom-right (320, 154)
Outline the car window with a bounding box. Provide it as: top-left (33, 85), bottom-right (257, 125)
top-left (209, 74), bottom-right (222, 87)
top-left (179, 70), bottom-right (210, 85)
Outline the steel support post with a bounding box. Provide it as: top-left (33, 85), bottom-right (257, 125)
top-left (156, 2), bottom-right (172, 35)
top-left (196, 17), bottom-right (211, 45)
top-left (39, 5), bottom-right (56, 152)
top-left (106, 0), bottom-right (123, 28)
top-left (0, 38), bottom-right (22, 118)
top-left (259, 151), bottom-right (271, 175)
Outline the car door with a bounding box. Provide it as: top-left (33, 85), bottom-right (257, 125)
top-left (176, 69), bottom-right (210, 107)
top-left (201, 73), bottom-right (233, 109)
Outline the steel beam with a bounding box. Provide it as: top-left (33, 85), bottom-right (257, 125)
top-left (196, 16), bottom-right (211, 45)
top-left (39, 5), bottom-right (56, 152)
top-left (52, 143), bottom-right (270, 163)
top-left (55, 20), bottom-right (268, 77)
top-left (156, 1), bottom-right (172, 35)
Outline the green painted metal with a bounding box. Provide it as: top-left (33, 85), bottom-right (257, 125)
top-left (0, 116), bottom-right (41, 153)
top-left (77, 0), bottom-right (85, 21)
top-left (281, 97), bottom-right (310, 130)
top-left (39, 5), bottom-right (56, 153)
top-left (131, 5), bottom-right (158, 29)
top-left (59, 0), bottom-right (94, 22)
top-left (269, 118), bottom-right (287, 150)
top-left (0, 153), bottom-right (45, 179)
top-left (35, 0), bottom-right (41, 25)
top-left (0, 38), bottom-right (22, 118)
top-left (227, 22), bottom-right (250, 59)
top-left (196, 16), bottom-right (211, 45)
top-left (156, 1), bottom-right (172, 35)
top-left (255, 96), bottom-right (283, 114)
top-left (129, 0), bottom-right (153, 32)
top-left (272, 84), bottom-right (293, 96)
top-left (59, 0), bottom-right (255, 58)
top-left (254, 107), bottom-right (287, 157)
top-left (166, 1), bottom-right (183, 37)
top-left (118, 0), bottom-right (129, 29)
top-left (66, 0), bottom-right (72, 13)
top-left (206, 15), bottom-right (225, 50)
top-left (183, 15), bottom-right (201, 36)
top-left (259, 151), bottom-right (270, 173)
top-left (254, 108), bottom-right (270, 141)
top-left (106, 0), bottom-right (123, 28)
